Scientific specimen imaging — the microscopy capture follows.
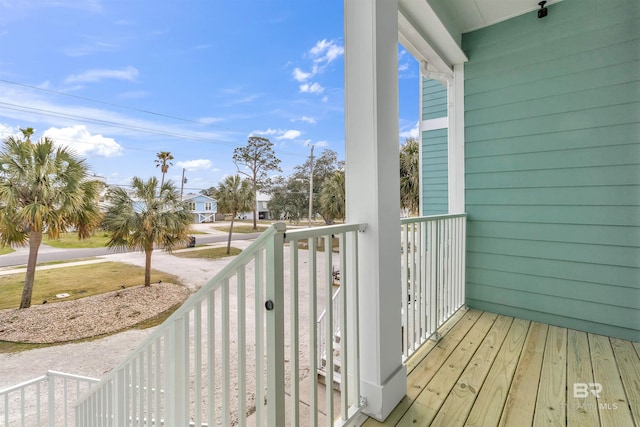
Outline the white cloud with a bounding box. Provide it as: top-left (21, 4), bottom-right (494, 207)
top-left (64, 66), bottom-right (139, 84)
top-left (399, 121), bottom-right (419, 139)
top-left (315, 140), bottom-right (329, 147)
top-left (176, 159), bottom-right (212, 171)
top-left (299, 82), bottom-right (324, 94)
top-left (252, 128), bottom-right (301, 141)
top-left (292, 68), bottom-right (312, 82)
top-left (291, 116), bottom-right (316, 124)
top-left (398, 63), bottom-right (409, 72)
top-left (0, 123), bottom-right (20, 139)
top-left (309, 39), bottom-right (344, 64)
top-left (43, 125), bottom-right (123, 157)
top-left (278, 130), bottom-right (301, 140)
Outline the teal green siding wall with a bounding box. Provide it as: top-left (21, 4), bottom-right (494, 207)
top-left (422, 78), bottom-right (447, 120)
top-left (422, 128), bottom-right (448, 215)
top-left (422, 78), bottom-right (449, 215)
top-left (463, 0), bottom-right (640, 341)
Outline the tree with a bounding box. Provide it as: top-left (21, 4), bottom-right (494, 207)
top-left (102, 177), bottom-right (192, 286)
top-left (319, 170), bottom-right (345, 223)
top-left (233, 136), bottom-right (281, 229)
top-left (0, 129), bottom-right (102, 308)
top-left (292, 149), bottom-right (343, 224)
top-left (155, 151), bottom-right (174, 188)
top-left (400, 137), bottom-right (420, 215)
top-left (215, 175), bottom-right (254, 254)
top-left (264, 175), bottom-right (308, 223)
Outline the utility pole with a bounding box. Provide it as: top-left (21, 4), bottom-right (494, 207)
top-left (180, 168), bottom-right (187, 199)
top-left (308, 144), bottom-right (314, 228)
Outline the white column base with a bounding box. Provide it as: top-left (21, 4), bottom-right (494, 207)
top-left (360, 364), bottom-right (407, 421)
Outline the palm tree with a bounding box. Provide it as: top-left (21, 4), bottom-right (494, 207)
top-left (155, 151), bottom-right (174, 188)
top-left (0, 130), bottom-right (103, 308)
top-left (103, 177), bottom-right (192, 286)
top-left (319, 170), bottom-right (345, 224)
top-left (215, 175), bottom-right (254, 254)
top-left (400, 137), bottom-right (420, 215)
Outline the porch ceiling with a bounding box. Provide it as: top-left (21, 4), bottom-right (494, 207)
top-left (398, 0), bottom-right (562, 70)
top-left (429, 0), bottom-right (562, 34)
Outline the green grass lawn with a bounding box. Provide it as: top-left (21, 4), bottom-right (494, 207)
top-left (0, 246), bottom-right (15, 255)
top-left (172, 246), bottom-right (242, 259)
top-left (45, 232), bottom-right (111, 248)
top-left (0, 262), bottom-right (180, 310)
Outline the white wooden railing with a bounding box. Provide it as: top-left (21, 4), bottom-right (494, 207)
top-left (316, 286), bottom-right (341, 374)
top-left (0, 370), bottom-right (98, 427)
top-left (400, 214), bottom-right (467, 360)
top-left (74, 222), bottom-right (365, 427)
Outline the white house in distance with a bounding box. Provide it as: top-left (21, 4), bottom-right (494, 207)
top-left (237, 192), bottom-right (271, 220)
top-left (183, 193), bottom-right (217, 223)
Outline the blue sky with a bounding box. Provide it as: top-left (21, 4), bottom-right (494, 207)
top-left (0, 0), bottom-right (419, 193)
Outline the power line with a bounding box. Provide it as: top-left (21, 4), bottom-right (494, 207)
top-left (0, 102), bottom-right (307, 158)
top-left (0, 79), bottom-right (249, 135)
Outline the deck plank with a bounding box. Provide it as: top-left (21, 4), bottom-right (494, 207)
top-left (464, 317), bottom-right (530, 427)
top-left (566, 329), bottom-right (599, 427)
top-left (360, 312), bottom-right (639, 427)
top-left (589, 334), bottom-right (634, 427)
top-left (610, 338), bottom-right (640, 426)
top-left (431, 315), bottom-right (514, 427)
top-left (404, 307), bottom-right (468, 375)
top-left (633, 341), bottom-right (640, 358)
top-left (498, 322), bottom-right (549, 427)
top-left (533, 325), bottom-right (567, 427)
top-left (361, 309), bottom-right (482, 426)
top-left (396, 311), bottom-right (499, 425)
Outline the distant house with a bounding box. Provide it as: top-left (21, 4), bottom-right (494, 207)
top-left (183, 193), bottom-right (217, 223)
top-left (237, 192), bottom-right (271, 220)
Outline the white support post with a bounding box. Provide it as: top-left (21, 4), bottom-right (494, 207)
top-left (265, 223), bottom-right (286, 425)
top-left (344, 0), bottom-right (407, 421)
top-left (448, 63), bottom-right (465, 214)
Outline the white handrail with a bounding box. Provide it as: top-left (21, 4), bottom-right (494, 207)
top-left (0, 371), bottom-right (98, 427)
top-left (400, 214), bottom-right (466, 361)
top-left (74, 222), bottom-right (365, 427)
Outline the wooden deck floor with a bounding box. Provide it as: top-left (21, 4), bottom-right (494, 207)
top-left (362, 309), bottom-right (640, 427)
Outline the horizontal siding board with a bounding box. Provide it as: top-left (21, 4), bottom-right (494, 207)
top-left (466, 39), bottom-right (639, 97)
top-left (466, 124), bottom-right (640, 158)
top-left (422, 78), bottom-right (448, 120)
top-left (466, 81), bottom-right (640, 127)
top-left (422, 127), bottom-right (448, 216)
top-left (465, 205), bottom-right (639, 227)
top-left (467, 236), bottom-right (640, 268)
top-left (467, 268), bottom-right (639, 310)
top-left (466, 284), bottom-right (640, 332)
top-left (465, 299), bottom-right (640, 342)
top-left (466, 252), bottom-right (639, 290)
top-left (466, 164), bottom-right (640, 189)
top-left (465, 102), bottom-right (640, 143)
top-left (466, 61), bottom-right (639, 112)
top-left (465, 12), bottom-right (639, 82)
top-left (465, 186), bottom-right (640, 207)
top-left (467, 221), bottom-right (640, 248)
top-left (466, 144), bottom-right (639, 174)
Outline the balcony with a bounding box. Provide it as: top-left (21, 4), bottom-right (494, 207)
top-left (2, 215), bottom-right (637, 426)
